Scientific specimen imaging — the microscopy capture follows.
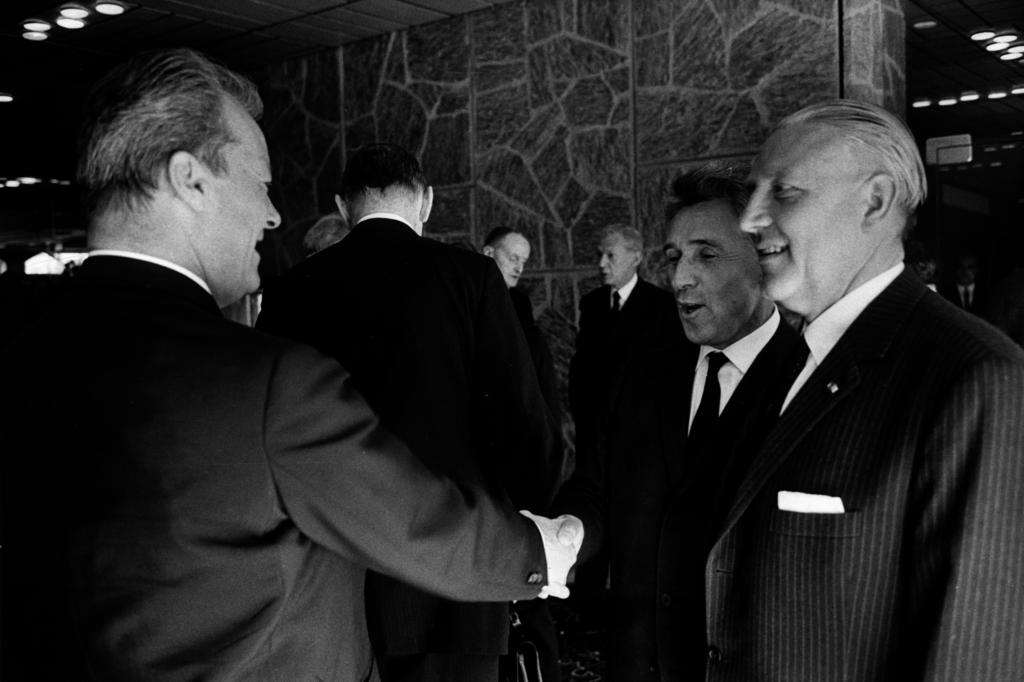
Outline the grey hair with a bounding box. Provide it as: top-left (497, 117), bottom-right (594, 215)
top-left (77, 48), bottom-right (262, 221)
top-left (600, 224), bottom-right (643, 253)
top-left (773, 99), bottom-right (927, 215)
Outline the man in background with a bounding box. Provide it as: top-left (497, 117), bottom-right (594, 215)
top-left (0, 49), bottom-right (578, 682)
top-left (555, 165), bottom-right (801, 680)
top-left (483, 226), bottom-right (560, 420)
top-left (258, 144), bottom-right (566, 682)
top-left (732, 98), bottom-right (1024, 679)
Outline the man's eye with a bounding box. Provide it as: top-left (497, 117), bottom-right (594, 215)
top-left (698, 249), bottom-right (717, 261)
top-left (773, 185), bottom-right (799, 201)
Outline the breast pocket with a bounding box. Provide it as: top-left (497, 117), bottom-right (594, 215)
top-left (768, 509), bottom-right (862, 538)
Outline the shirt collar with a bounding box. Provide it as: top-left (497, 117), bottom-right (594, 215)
top-left (698, 306), bottom-right (781, 375)
top-left (88, 249), bottom-right (212, 296)
top-left (355, 212), bottom-right (419, 235)
top-left (615, 273), bottom-right (639, 305)
top-left (804, 263), bottom-right (904, 366)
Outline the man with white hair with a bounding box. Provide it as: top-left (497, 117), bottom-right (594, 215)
top-left (713, 99), bottom-right (1024, 680)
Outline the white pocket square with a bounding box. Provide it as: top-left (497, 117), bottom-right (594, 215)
top-left (777, 490), bottom-right (845, 514)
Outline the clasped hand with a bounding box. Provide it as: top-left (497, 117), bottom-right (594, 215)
top-left (519, 510), bottom-right (584, 599)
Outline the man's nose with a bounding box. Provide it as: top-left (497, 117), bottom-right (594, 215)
top-left (265, 201), bottom-right (282, 230)
top-left (739, 191), bottom-right (768, 237)
top-left (672, 261), bottom-right (696, 291)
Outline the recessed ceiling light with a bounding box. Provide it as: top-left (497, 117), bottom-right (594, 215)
top-left (986, 42), bottom-right (1009, 52)
top-left (22, 19), bottom-right (51, 32)
top-left (960, 91), bottom-right (980, 102)
top-left (22, 31), bottom-right (48, 41)
top-left (1008, 45), bottom-right (1024, 54)
top-left (17, 177), bottom-right (41, 185)
top-left (913, 19), bottom-right (938, 30)
top-left (1012, 85), bottom-right (1024, 95)
top-left (1001, 52), bottom-right (1023, 61)
top-left (0, 93), bottom-right (13, 103)
top-left (993, 33), bottom-right (1020, 43)
top-left (56, 16), bottom-right (86, 29)
top-left (989, 91), bottom-right (1008, 99)
top-left (938, 97), bottom-right (957, 106)
top-left (59, 3), bottom-right (90, 19)
top-left (971, 30), bottom-right (996, 41)
top-left (94, 1), bottom-right (126, 15)
top-left (5, 180), bottom-right (21, 188)
top-left (911, 98), bottom-right (932, 108)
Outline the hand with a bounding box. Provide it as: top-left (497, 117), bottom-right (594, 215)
top-left (519, 510), bottom-right (584, 599)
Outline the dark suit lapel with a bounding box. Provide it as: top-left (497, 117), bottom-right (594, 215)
top-left (718, 270), bottom-right (928, 537)
top-left (663, 344), bottom-right (698, 484)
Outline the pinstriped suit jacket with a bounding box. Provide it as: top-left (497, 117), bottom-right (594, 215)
top-left (701, 270), bottom-right (1024, 681)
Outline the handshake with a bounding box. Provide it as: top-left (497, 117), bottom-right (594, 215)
top-left (520, 511), bottom-right (584, 599)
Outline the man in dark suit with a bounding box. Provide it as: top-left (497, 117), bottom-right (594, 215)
top-left (257, 145), bottom-right (565, 682)
top-left (723, 99), bottom-right (1024, 680)
top-left (0, 49), bottom-right (578, 682)
top-left (555, 165), bottom-right (802, 681)
top-left (939, 251), bottom-right (993, 321)
top-left (569, 225), bottom-right (682, 465)
top-left (482, 226), bottom-right (561, 422)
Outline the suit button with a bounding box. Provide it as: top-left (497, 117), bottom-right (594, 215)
top-left (526, 571), bottom-right (543, 585)
top-left (707, 646), bottom-right (723, 664)
top-left (660, 593), bottom-right (672, 607)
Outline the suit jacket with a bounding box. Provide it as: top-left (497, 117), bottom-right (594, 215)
top-left (257, 218), bottom-right (562, 657)
top-left (695, 270), bottom-right (1024, 681)
top-left (568, 278), bottom-right (683, 457)
top-left (0, 256), bottom-right (548, 682)
top-left (556, 315), bottom-right (802, 682)
top-left (509, 286), bottom-right (561, 422)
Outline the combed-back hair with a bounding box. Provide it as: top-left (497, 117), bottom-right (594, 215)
top-left (774, 99), bottom-right (927, 215)
top-left (483, 226), bottom-right (522, 248)
top-left (77, 48), bottom-right (262, 221)
top-left (665, 162), bottom-right (751, 221)
top-left (340, 143), bottom-right (427, 203)
top-left (600, 225), bottom-right (643, 253)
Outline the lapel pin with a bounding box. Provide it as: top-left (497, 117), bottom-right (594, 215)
top-left (826, 381), bottom-right (839, 394)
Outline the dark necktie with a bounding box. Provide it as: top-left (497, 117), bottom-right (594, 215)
top-left (774, 335), bottom-right (812, 416)
top-left (611, 290), bottom-right (621, 313)
top-left (687, 352), bottom-right (728, 456)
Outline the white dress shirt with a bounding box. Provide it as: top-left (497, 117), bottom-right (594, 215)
top-left (688, 307), bottom-right (782, 432)
top-left (612, 273), bottom-right (639, 309)
top-left (88, 249), bottom-right (212, 296)
top-left (781, 263), bottom-right (904, 412)
top-left (355, 212), bottom-right (418, 234)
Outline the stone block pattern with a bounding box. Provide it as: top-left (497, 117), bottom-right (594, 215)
top-left (844, 0), bottom-right (906, 117)
top-left (257, 0), bottom-right (903, 470)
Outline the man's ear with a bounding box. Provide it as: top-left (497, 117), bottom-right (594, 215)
top-left (166, 150), bottom-right (211, 211)
top-left (863, 172), bottom-right (897, 228)
top-left (419, 185), bottom-right (433, 225)
top-left (482, 245), bottom-right (495, 258)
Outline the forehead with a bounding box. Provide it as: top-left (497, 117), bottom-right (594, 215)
top-left (752, 123), bottom-right (861, 180)
top-left (499, 234), bottom-right (530, 253)
top-left (222, 99), bottom-right (271, 171)
top-left (667, 199), bottom-right (741, 246)
top-left (600, 234), bottom-right (630, 251)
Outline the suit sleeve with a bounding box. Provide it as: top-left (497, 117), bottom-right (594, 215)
top-left (262, 343), bottom-right (548, 603)
top-left (473, 263), bottom-right (563, 511)
top-left (908, 354), bottom-right (1024, 680)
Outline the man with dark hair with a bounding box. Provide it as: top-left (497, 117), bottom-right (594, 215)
top-left (555, 164), bottom-right (803, 680)
top-left (0, 49), bottom-right (578, 681)
top-left (258, 144), bottom-right (567, 682)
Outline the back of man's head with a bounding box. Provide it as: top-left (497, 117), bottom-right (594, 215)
top-left (484, 226), bottom-right (518, 249)
top-left (666, 163), bottom-right (750, 221)
top-left (340, 143), bottom-right (426, 204)
top-left (78, 48), bottom-right (262, 222)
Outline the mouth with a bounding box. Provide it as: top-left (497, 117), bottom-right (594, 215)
top-left (677, 302), bottom-right (705, 317)
top-left (756, 244), bottom-right (788, 260)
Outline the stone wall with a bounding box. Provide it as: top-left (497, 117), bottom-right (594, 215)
top-left (255, 0), bottom-right (904, 463)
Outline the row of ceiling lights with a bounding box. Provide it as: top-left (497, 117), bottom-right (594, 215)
top-left (969, 28), bottom-right (1024, 62)
top-left (21, 2), bottom-right (126, 40)
top-left (913, 85), bottom-right (1024, 109)
top-left (0, 178), bottom-right (72, 188)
